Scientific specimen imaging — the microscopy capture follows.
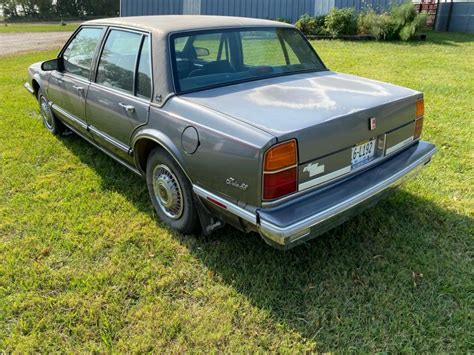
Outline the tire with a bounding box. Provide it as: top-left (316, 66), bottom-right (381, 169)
top-left (146, 148), bottom-right (200, 234)
top-left (38, 89), bottom-right (64, 135)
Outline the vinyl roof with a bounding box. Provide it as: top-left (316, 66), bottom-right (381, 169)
top-left (82, 15), bottom-right (296, 107)
top-left (84, 15), bottom-right (293, 35)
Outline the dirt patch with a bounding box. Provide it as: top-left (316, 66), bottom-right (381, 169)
top-left (0, 32), bottom-right (72, 56)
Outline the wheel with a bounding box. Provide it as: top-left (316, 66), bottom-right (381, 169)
top-left (146, 148), bottom-right (200, 234)
top-left (38, 89), bottom-right (63, 135)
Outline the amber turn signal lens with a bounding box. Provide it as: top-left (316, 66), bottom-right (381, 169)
top-left (414, 116), bottom-right (424, 139)
top-left (264, 140), bottom-right (297, 172)
top-left (416, 99), bottom-right (424, 119)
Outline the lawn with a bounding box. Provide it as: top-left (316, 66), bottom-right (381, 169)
top-left (0, 31), bottom-right (473, 352)
top-left (0, 22), bottom-right (79, 33)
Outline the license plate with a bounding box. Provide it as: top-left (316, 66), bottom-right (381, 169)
top-left (351, 140), bottom-right (376, 165)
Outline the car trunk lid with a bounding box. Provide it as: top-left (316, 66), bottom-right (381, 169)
top-left (182, 71), bottom-right (420, 158)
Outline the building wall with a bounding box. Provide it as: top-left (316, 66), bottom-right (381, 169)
top-left (435, 1), bottom-right (474, 33)
top-left (121, 0), bottom-right (404, 21)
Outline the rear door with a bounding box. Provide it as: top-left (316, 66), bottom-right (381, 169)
top-left (86, 28), bottom-right (152, 162)
top-left (48, 26), bottom-right (105, 134)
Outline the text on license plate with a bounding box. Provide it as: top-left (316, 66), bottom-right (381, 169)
top-left (351, 140), bottom-right (375, 165)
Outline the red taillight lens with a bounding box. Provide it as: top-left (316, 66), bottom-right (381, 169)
top-left (263, 140), bottom-right (298, 200)
top-left (414, 116), bottom-right (424, 139)
top-left (263, 168), bottom-right (297, 200)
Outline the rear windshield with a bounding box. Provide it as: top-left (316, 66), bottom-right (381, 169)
top-left (170, 27), bottom-right (326, 93)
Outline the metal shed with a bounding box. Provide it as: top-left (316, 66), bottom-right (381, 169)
top-left (120, 0), bottom-right (404, 22)
top-left (434, 0), bottom-right (474, 33)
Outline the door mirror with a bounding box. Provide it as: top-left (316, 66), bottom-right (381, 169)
top-left (41, 58), bottom-right (61, 71)
top-left (194, 47), bottom-right (210, 57)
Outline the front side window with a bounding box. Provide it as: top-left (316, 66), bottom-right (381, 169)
top-left (96, 29), bottom-right (143, 93)
top-left (171, 27), bottom-right (325, 93)
top-left (63, 27), bottom-right (104, 79)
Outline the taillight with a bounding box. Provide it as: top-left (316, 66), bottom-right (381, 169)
top-left (416, 99), bottom-right (424, 119)
top-left (263, 140), bottom-right (298, 200)
top-left (415, 99), bottom-right (424, 139)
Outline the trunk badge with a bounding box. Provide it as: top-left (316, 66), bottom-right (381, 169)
top-left (369, 117), bottom-right (376, 131)
top-left (303, 162), bottom-right (325, 177)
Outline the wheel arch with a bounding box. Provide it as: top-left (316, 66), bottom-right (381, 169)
top-left (32, 79), bottom-right (40, 97)
top-left (132, 131), bottom-right (192, 182)
top-left (31, 72), bottom-right (45, 98)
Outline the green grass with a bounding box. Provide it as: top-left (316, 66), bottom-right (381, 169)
top-left (0, 31), bottom-right (473, 352)
top-left (0, 22), bottom-right (79, 33)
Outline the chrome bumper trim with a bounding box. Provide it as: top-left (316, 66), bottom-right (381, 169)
top-left (193, 185), bottom-right (257, 225)
top-left (24, 82), bottom-right (35, 95)
top-left (259, 145), bottom-right (436, 246)
top-left (193, 143), bottom-right (436, 248)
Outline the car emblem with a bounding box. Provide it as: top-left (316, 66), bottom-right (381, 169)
top-left (369, 117), bottom-right (376, 131)
top-left (226, 177), bottom-right (248, 191)
top-left (303, 162), bottom-right (325, 177)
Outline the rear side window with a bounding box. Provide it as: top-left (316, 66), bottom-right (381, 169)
top-left (63, 27), bottom-right (104, 79)
top-left (96, 29), bottom-right (142, 93)
top-left (136, 36), bottom-right (152, 99)
top-left (241, 30), bottom-right (299, 66)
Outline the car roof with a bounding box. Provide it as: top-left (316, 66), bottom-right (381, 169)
top-left (82, 15), bottom-right (296, 107)
top-left (84, 15), bottom-right (293, 35)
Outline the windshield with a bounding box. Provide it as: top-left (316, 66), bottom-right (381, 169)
top-left (170, 27), bottom-right (326, 93)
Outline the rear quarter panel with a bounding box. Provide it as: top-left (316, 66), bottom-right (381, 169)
top-left (132, 96), bottom-right (276, 207)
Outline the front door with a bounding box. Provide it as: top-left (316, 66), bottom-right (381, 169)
top-left (86, 29), bottom-right (152, 162)
top-left (47, 26), bottom-right (105, 134)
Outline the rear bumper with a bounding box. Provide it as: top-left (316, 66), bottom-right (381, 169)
top-left (257, 141), bottom-right (436, 249)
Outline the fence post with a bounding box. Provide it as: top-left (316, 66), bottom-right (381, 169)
top-left (432, 0), bottom-right (440, 30)
top-left (446, 0), bottom-right (454, 31)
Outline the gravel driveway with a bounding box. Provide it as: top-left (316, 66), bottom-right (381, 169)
top-left (0, 32), bottom-right (72, 56)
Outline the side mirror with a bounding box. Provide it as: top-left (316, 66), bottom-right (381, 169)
top-left (41, 58), bottom-right (61, 71)
top-left (195, 47), bottom-right (210, 57)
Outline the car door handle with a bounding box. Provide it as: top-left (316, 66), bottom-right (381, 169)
top-left (118, 102), bottom-right (135, 113)
top-left (73, 85), bottom-right (84, 96)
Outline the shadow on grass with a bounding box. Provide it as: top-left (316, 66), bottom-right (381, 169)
top-left (397, 30), bottom-right (474, 47)
top-left (60, 133), bottom-right (472, 349)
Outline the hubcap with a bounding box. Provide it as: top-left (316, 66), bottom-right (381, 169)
top-left (40, 96), bottom-right (54, 129)
top-left (152, 164), bottom-right (184, 219)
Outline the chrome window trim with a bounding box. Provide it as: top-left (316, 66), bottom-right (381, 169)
top-left (88, 81), bottom-right (152, 105)
top-left (92, 26), bottom-right (154, 103)
top-left (59, 25), bottom-right (107, 82)
top-left (167, 26), bottom-right (328, 95)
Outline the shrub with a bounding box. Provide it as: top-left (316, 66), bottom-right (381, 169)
top-left (295, 14), bottom-right (318, 35)
top-left (295, 14), bottom-right (327, 35)
top-left (324, 8), bottom-right (357, 37)
top-left (357, 10), bottom-right (396, 40)
top-left (275, 17), bottom-right (291, 24)
top-left (390, 2), bottom-right (428, 41)
top-left (357, 2), bottom-right (427, 41)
